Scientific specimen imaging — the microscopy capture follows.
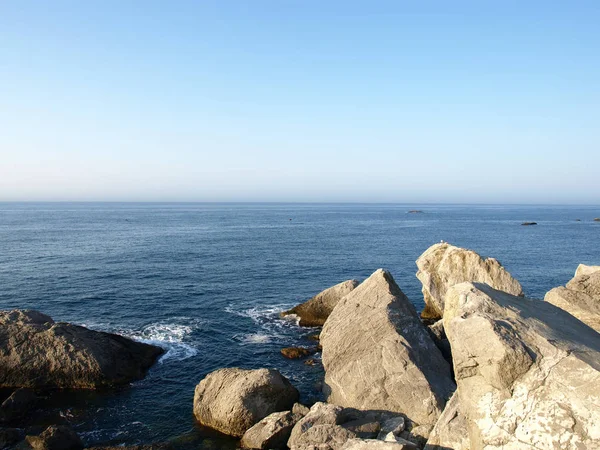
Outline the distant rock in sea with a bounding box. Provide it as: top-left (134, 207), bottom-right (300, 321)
top-left (415, 242), bottom-right (523, 320)
top-left (521, 221), bottom-right (537, 226)
top-left (595, 217), bottom-right (600, 221)
top-left (408, 210), bottom-right (424, 214)
top-left (0, 310), bottom-right (163, 389)
top-left (281, 280), bottom-right (359, 327)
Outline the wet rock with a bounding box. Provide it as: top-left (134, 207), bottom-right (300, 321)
top-left (280, 347), bottom-right (316, 359)
top-left (193, 368), bottom-right (298, 437)
top-left (0, 310), bottom-right (163, 389)
top-left (241, 410), bottom-right (300, 449)
top-left (303, 359), bottom-right (316, 366)
top-left (25, 425), bottom-right (83, 450)
top-left (282, 280), bottom-right (360, 327)
top-left (521, 222), bottom-right (537, 226)
top-left (0, 389), bottom-right (39, 424)
top-left (320, 269), bottom-right (455, 427)
top-left (416, 242), bottom-right (523, 320)
top-left (444, 282), bottom-right (600, 449)
top-left (0, 428), bottom-right (22, 449)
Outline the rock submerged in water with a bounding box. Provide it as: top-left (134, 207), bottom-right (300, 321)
top-left (443, 282), bottom-right (600, 449)
top-left (320, 269), bottom-right (455, 428)
top-left (193, 368), bottom-right (299, 437)
top-left (544, 264), bottom-right (600, 332)
top-left (280, 347), bottom-right (317, 359)
top-left (281, 280), bottom-right (359, 327)
top-left (0, 310), bottom-right (163, 389)
top-left (416, 242), bottom-right (523, 320)
top-left (520, 221), bottom-right (537, 226)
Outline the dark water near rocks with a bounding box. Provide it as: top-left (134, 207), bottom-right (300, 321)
top-left (0, 203), bottom-right (598, 447)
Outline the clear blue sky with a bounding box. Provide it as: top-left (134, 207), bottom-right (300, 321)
top-left (1, 1), bottom-right (599, 203)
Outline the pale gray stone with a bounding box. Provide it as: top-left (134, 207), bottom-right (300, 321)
top-left (444, 282), bottom-right (600, 449)
top-left (341, 439), bottom-right (418, 449)
top-left (241, 410), bottom-right (299, 449)
top-left (193, 368), bottom-right (298, 437)
top-left (424, 392), bottom-right (469, 450)
top-left (320, 269), bottom-right (455, 427)
top-left (416, 243), bottom-right (523, 320)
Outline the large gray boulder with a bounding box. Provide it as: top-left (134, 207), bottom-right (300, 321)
top-left (545, 266), bottom-right (600, 332)
top-left (241, 410), bottom-right (301, 449)
top-left (444, 282), bottom-right (600, 449)
top-left (423, 392), bottom-right (469, 450)
top-left (282, 280), bottom-right (360, 327)
top-left (416, 243), bottom-right (523, 320)
top-left (320, 269), bottom-right (455, 427)
top-left (0, 310), bottom-right (163, 389)
top-left (193, 368), bottom-right (298, 437)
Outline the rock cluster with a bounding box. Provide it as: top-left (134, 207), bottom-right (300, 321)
top-left (0, 310), bottom-right (163, 389)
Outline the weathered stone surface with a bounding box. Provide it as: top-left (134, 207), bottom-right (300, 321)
top-left (282, 280), bottom-right (360, 327)
top-left (398, 424), bottom-right (432, 449)
top-left (545, 267), bottom-right (600, 332)
top-left (0, 310), bottom-right (163, 389)
top-left (574, 264), bottom-right (600, 278)
top-left (0, 389), bottom-right (39, 423)
top-left (241, 410), bottom-right (300, 449)
top-left (416, 243), bottom-right (523, 320)
top-left (288, 402), bottom-right (355, 450)
top-left (341, 439), bottom-right (418, 449)
top-left (342, 418), bottom-right (380, 439)
top-left (320, 269), bottom-right (455, 427)
top-left (25, 425), bottom-right (83, 450)
top-left (376, 417), bottom-right (405, 441)
top-left (292, 403), bottom-right (310, 417)
top-left (424, 392), bottom-right (469, 450)
top-left (444, 282), bottom-right (600, 449)
top-left (193, 368), bottom-right (298, 437)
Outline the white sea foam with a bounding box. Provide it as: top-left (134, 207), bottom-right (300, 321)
top-left (240, 333), bottom-right (272, 344)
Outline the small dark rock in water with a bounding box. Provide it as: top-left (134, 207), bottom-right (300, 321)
top-left (307, 333), bottom-right (320, 342)
top-left (304, 359), bottom-right (316, 366)
top-left (408, 210), bottom-right (424, 213)
top-left (280, 347), bottom-right (316, 359)
top-left (25, 425), bottom-right (83, 450)
top-left (575, 219), bottom-right (581, 221)
top-left (521, 222), bottom-right (537, 226)
top-left (595, 218), bottom-right (600, 222)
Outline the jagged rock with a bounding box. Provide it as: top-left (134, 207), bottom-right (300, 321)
top-left (376, 417), bottom-right (405, 442)
top-left (424, 392), bottom-right (469, 450)
top-left (0, 389), bottom-right (39, 423)
top-left (282, 280), bottom-right (360, 327)
top-left (444, 282), bottom-right (600, 449)
top-left (281, 347), bottom-right (316, 359)
top-left (416, 243), bottom-right (523, 320)
top-left (545, 266), bottom-right (600, 332)
top-left (320, 269), bottom-right (455, 427)
top-left (25, 425), bottom-right (83, 450)
top-left (193, 368), bottom-right (298, 437)
top-left (341, 439), bottom-right (418, 449)
top-left (0, 428), bottom-right (22, 449)
top-left (0, 310), bottom-right (163, 389)
top-left (241, 410), bottom-right (300, 449)
top-left (398, 424), bottom-right (432, 449)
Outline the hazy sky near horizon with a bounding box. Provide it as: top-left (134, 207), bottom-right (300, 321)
top-left (1, 1), bottom-right (599, 203)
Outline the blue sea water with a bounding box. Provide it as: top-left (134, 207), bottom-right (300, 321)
top-left (0, 202), bottom-right (598, 447)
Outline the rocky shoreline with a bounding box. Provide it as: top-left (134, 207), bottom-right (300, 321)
top-left (1, 242), bottom-right (599, 450)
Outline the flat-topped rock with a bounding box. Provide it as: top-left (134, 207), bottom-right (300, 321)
top-left (282, 280), bottom-right (360, 327)
top-left (444, 282), bottom-right (600, 449)
top-left (545, 266), bottom-right (600, 332)
top-left (321, 269), bottom-right (455, 427)
top-left (193, 368), bottom-right (298, 437)
top-left (416, 242), bottom-right (523, 320)
top-left (0, 310), bottom-right (163, 389)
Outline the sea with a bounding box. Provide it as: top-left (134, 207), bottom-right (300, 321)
top-left (0, 203), bottom-right (598, 448)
